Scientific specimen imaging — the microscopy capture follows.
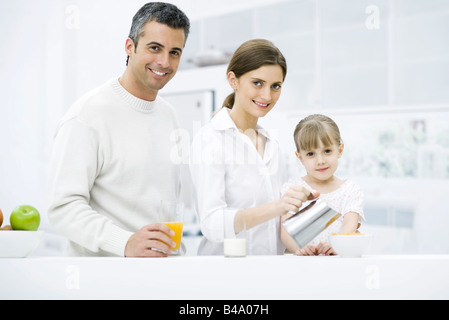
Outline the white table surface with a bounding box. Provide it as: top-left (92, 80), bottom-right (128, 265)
top-left (1, 255), bottom-right (448, 300)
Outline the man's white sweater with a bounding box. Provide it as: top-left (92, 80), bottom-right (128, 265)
top-left (47, 78), bottom-right (181, 257)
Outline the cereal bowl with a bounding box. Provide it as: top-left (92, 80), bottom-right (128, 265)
top-left (0, 231), bottom-right (44, 258)
top-left (329, 233), bottom-right (372, 258)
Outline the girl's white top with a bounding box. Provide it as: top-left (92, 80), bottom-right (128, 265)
top-left (190, 108), bottom-right (285, 255)
top-left (282, 178), bottom-right (366, 246)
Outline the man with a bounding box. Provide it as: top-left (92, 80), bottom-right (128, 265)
top-left (47, 3), bottom-right (190, 257)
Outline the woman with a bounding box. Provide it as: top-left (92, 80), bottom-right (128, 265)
top-left (190, 39), bottom-right (317, 255)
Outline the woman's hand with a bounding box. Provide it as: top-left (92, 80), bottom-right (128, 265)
top-left (236, 187), bottom-right (319, 233)
top-left (276, 186), bottom-right (319, 215)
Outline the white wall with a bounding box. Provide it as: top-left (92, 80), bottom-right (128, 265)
top-left (1, 0), bottom-right (448, 254)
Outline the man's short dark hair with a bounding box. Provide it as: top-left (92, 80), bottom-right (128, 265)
top-left (126, 2), bottom-right (190, 66)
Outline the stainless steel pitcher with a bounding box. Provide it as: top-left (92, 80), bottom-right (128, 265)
top-left (282, 198), bottom-right (341, 249)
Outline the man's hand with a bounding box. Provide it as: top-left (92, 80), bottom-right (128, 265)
top-left (125, 223), bottom-right (176, 257)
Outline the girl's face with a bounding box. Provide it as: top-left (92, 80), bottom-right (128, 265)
top-left (228, 65), bottom-right (284, 118)
top-left (296, 140), bottom-right (344, 184)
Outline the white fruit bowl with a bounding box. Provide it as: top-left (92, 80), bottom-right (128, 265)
top-left (329, 234), bottom-right (372, 258)
top-left (0, 231), bottom-right (44, 258)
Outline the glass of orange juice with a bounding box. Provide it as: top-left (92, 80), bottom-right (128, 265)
top-left (160, 200), bottom-right (184, 255)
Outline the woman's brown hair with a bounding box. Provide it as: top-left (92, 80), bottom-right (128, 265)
top-left (222, 39), bottom-right (287, 109)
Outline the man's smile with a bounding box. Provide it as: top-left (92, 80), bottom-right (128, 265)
top-left (149, 68), bottom-right (168, 77)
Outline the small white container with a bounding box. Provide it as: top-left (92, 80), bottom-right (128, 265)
top-left (224, 238), bottom-right (246, 257)
top-left (224, 213), bottom-right (247, 257)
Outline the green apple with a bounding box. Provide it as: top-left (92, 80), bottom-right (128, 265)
top-left (10, 205), bottom-right (40, 231)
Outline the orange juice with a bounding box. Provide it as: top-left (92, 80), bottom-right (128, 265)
top-left (162, 222), bottom-right (183, 250)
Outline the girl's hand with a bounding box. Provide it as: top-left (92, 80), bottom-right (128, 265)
top-left (294, 244), bottom-right (318, 256)
top-left (316, 242), bottom-right (337, 256)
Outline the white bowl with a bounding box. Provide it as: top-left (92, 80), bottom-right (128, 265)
top-left (0, 231), bottom-right (44, 258)
top-left (329, 234), bottom-right (372, 258)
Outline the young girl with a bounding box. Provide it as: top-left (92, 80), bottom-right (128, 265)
top-left (281, 114), bottom-right (365, 256)
top-left (190, 39), bottom-right (316, 255)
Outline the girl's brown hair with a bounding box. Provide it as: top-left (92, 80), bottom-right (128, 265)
top-left (222, 39), bottom-right (287, 109)
top-left (293, 114), bottom-right (342, 152)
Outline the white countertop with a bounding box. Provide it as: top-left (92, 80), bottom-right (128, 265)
top-left (1, 255), bottom-right (448, 300)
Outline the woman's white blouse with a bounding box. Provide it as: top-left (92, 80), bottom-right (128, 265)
top-left (190, 108), bottom-right (285, 255)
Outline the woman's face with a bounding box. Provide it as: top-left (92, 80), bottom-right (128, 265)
top-left (229, 65), bottom-right (284, 118)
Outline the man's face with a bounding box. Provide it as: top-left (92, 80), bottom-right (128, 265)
top-left (126, 21), bottom-right (186, 99)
